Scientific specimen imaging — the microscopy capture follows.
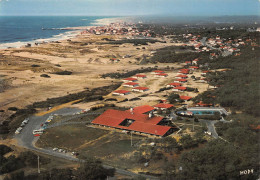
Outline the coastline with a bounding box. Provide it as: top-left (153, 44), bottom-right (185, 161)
top-left (0, 16), bottom-right (128, 50)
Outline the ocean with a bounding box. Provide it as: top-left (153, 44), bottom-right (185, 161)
top-left (0, 16), bottom-right (115, 49)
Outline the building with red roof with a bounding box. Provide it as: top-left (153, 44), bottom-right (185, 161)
top-left (132, 87), bottom-right (149, 92)
top-left (180, 69), bottom-right (190, 72)
top-left (152, 70), bottom-right (164, 74)
top-left (127, 105), bottom-right (155, 114)
top-left (123, 82), bottom-right (139, 87)
top-left (113, 90), bottom-right (131, 96)
top-left (196, 101), bottom-right (213, 107)
top-left (123, 77), bottom-right (138, 82)
top-left (172, 86), bottom-right (186, 92)
top-left (167, 83), bottom-right (182, 87)
top-left (192, 59), bottom-right (199, 65)
top-left (92, 108), bottom-right (175, 137)
top-left (174, 79), bottom-right (188, 83)
top-left (178, 69), bottom-right (190, 75)
top-left (176, 74), bottom-right (188, 79)
top-left (135, 74), bottom-right (147, 79)
top-left (189, 66), bottom-right (199, 70)
top-left (185, 61), bottom-right (192, 65)
top-left (155, 73), bottom-right (168, 77)
top-left (180, 96), bottom-right (192, 101)
top-left (201, 70), bottom-right (209, 76)
top-left (154, 103), bottom-right (174, 110)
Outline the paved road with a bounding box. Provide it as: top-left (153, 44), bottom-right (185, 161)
top-left (200, 120), bottom-right (219, 138)
top-left (14, 108), bottom-right (159, 180)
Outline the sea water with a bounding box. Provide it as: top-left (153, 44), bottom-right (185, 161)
top-left (0, 16), bottom-right (114, 49)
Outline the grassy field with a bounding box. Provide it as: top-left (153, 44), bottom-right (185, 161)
top-left (36, 124), bottom-right (143, 170)
top-left (36, 125), bottom-right (109, 150)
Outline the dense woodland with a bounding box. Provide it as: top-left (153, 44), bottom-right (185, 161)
top-left (139, 25), bottom-right (260, 179)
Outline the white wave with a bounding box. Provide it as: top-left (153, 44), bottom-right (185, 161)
top-left (0, 30), bottom-right (80, 49)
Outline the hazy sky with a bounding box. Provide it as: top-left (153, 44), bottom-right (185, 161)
top-left (0, 0), bottom-right (259, 16)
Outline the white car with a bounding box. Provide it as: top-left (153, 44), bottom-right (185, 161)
top-left (53, 148), bottom-right (58, 151)
top-left (58, 149), bottom-right (63, 153)
top-left (20, 122), bottom-right (26, 127)
top-left (205, 131), bottom-right (212, 135)
top-left (15, 127), bottom-right (23, 134)
top-left (22, 119), bottom-right (29, 124)
top-left (33, 129), bottom-right (44, 135)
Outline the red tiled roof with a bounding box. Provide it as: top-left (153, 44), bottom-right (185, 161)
top-left (185, 61), bottom-right (192, 64)
top-left (168, 82), bottom-right (182, 86)
top-left (250, 125), bottom-right (260, 130)
top-left (180, 69), bottom-right (190, 72)
top-left (153, 70), bottom-right (164, 73)
top-left (173, 86), bottom-right (186, 90)
top-left (180, 96), bottom-right (192, 100)
top-left (154, 103), bottom-right (174, 109)
top-left (156, 73), bottom-right (168, 76)
top-left (178, 71), bottom-right (189, 74)
top-left (123, 77), bottom-right (137, 81)
top-left (189, 66), bottom-right (199, 69)
top-left (133, 87), bottom-right (149, 91)
top-left (127, 105), bottom-right (155, 114)
top-left (196, 101), bottom-right (212, 107)
top-left (135, 74), bottom-right (147, 78)
top-left (113, 90), bottom-right (130, 94)
top-left (92, 109), bottom-right (171, 136)
top-left (177, 75), bottom-right (188, 78)
top-left (124, 82), bottom-right (139, 86)
top-left (176, 79), bottom-right (188, 82)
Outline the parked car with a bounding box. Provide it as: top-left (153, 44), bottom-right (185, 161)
top-left (23, 118), bottom-right (29, 124)
top-left (71, 152), bottom-right (79, 156)
top-left (204, 131), bottom-right (212, 135)
top-left (20, 122), bottom-right (26, 127)
top-left (15, 127), bottom-right (23, 134)
top-left (53, 148), bottom-right (58, 151)
top-left (33, 129), bottom-right (44, 135)
top-left (58, 149), bottom-right (63, 153)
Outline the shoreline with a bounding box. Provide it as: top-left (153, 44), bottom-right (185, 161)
top-left (0, 16), bottom-right (129, 50)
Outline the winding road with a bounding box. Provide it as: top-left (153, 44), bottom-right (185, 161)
top-left (14, 107), bottom-right (159, 180)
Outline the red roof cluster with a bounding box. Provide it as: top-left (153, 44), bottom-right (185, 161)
top-left (92, 107), bottom-right (173, 136)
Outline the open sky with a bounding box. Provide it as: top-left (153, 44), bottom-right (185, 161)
top-left (0, 0), bottom-right (259, 16)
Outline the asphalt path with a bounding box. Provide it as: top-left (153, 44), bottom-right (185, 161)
top-left (14, 108), bottom-right (159, 180)
top-left (200, 120), bottom-right (219, 138)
